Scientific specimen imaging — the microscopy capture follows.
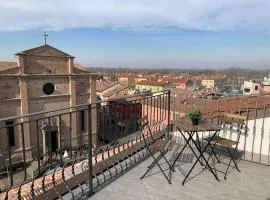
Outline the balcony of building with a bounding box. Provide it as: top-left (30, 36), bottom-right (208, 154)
top-left (89, 151), bottom-right (270, 200)
top-left (0, 91), bottom-right (269, 200)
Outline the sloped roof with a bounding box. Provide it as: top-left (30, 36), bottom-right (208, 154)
top-left (108, 95), bottom-right (144, 102)
top-left (172, 78), bottom-right (193, 84)
top-left (96, 81), bottom-right (119, 92)
top-left (74, 63), bottom-right (89, 73)
top-left (136, 80), bottom-right (165, 87)
top-left (102, 82), bottom-right (129, 98)
top-left (169, 88), bottom-right (196, 95)
top-left (16, 45), bottom-right (73, 57)
top-left (0, 61), bottom-right (17, 72)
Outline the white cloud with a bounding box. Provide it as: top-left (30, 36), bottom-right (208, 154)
top-left (1, 0), bottom-right (270, 31)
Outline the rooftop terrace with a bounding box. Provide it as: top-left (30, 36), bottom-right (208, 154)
top-left (89, 151), bottom-right (270, 200)
top-left (0, 91), bottom-right (270, 200)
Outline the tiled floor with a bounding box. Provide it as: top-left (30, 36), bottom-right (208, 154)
top-left (88, 151), bottom-right (270, 200)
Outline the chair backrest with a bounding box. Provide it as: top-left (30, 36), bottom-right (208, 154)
top-left (139, 115), bottom-right (167, 143)
top-left (219, 112), bottom-right (248, 142)
top-left (138, 115), bottom-right (154, 140)
top-left (221, 113), bottom-right (247, 126)
top-left (139, 115), bottom-right (150, 131)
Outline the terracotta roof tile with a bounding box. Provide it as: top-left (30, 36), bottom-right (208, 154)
top-left (96, 81), bottom-right (119, 92)
top-left (102, 82), bottom-right (129, 97)
top-left (97, 81), bottom-right (128, 94)
top-left (136, 80), bottom-right (165, 87)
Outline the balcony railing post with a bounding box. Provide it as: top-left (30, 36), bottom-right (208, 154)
top-left (87, 104), bottom-right (93, 196)
top-left (5, 121), bottom-right (13, 198)
top-left (35, 120), bottom-right (41, 176)
top-left (167, 90), bottom-right (171, 138)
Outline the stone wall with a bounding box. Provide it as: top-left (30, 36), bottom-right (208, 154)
top-left (76, 77), bottom-right (90, 95)
top-left (24, 56), bottom-right (69, 74)
top-left (27, 76), bottom-right (69, 99)
top-left (0, 99), bottom-right (21, 118)
top-left (0, 77), bottom-right (20, 100)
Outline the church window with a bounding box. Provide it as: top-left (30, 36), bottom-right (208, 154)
top-left (43, 82), bottom-right (55, 95)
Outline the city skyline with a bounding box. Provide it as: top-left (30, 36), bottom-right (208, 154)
top-left (1, 0), bottom-right (270, 69)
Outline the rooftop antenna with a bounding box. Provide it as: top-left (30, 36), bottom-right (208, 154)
top-left (42, 32), bottom-right (48, 45)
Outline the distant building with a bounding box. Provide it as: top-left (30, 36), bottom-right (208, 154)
top-left (173, 78), bottom-right (194, 90)
top-left (137, 77), bottom-right (148, 82)
top-left (118, 75), bottom-right (137, 87)
top-left (96, 80), bottom-right (130, 100)
top-left (262, 82), bottom-right (270, 94)
top-left (263, 74), bottom-right (270, 82)
top-left (261, 74), bottom-right (270, 94)
top-left (135, 80), bottom-right (165, 93)
top-left (243, 80), bottom-right (262, 95)
top-left (261, 75), bottom-right (270, 94)
top-left (201, 79), bottom-right (223, 89)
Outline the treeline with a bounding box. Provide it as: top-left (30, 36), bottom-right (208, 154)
top-left (86, 66), bottom-right (269, 79)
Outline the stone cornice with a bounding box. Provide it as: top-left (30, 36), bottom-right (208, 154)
top-left (29, 94), bottom-right (70, 100)
top-left (0, 73), bottom-right (99, 79)
top-left (0, 97), bottom-right (21, 102)
top-left (15, 52), bottom-right (75, 58)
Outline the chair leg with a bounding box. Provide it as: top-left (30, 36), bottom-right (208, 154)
top-left (224, 147), bottom-right (240, 180)
top-left (147, 153), bottom-right (163, 169)
top-left (228, 147), bottom-right (241, 172)
top-left (213, 149), bottom-right (220, 163)
top-left (147, 141), bottom-right (168, 169)
top-left (162, 151), bottom-right (174, 170)
top-left (141, 160), bottom-right (158, 179)
top-left (156, 161), bottom-right (172, 184)
top-left (141, 151), bottom-right (160, 179)
top-left (146, 150), bottom-right (174, 172)
top-left (171, 146), bottom-right (186, 177)
top-left (210, 149), bottom-right (219, 180)
top-left (140, 149), bottom-right (171, 184)
top-left (231, 158), bottom-right (241, 172)
top-left (206, 143), bottom-right (219, 165)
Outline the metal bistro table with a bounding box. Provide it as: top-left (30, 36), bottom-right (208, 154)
top-left (170, 119), bottom-right (221, 185)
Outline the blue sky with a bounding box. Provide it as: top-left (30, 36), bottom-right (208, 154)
top-left (1, 0), bottom-right (270, 69)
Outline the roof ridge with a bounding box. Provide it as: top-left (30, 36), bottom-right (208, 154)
top-left (16, 44), bottom-right (73, 57)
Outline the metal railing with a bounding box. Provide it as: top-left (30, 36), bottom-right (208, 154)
top-left (0, 91), bottom-right (170, 199)
top-left (1, 89), bottom-right (269, 199)
top-left (169, 92), bottom-right (270, 165)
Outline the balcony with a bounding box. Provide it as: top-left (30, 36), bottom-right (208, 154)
top-left (89, 152), bottom-right (270, 200)
top-left (0, 91), bottom-right (269, 200)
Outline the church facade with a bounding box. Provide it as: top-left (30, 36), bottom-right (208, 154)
top-left (0, 45), bottom-right (97, 167)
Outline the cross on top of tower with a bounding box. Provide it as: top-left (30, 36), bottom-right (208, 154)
top-left (42, 32), bottom-right (48, 45)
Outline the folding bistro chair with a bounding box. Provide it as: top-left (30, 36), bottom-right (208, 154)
top-left (139, 116), bottom-right (175, 184)
top-left (206, 113), bottom-right (247, 180)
